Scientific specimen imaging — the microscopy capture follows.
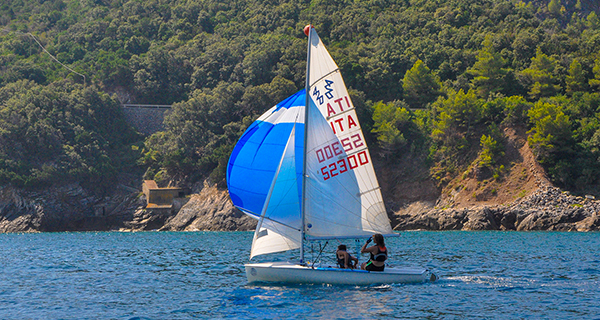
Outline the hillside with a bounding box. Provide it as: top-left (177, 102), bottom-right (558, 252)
top-left (1, 0), bottom-right (600, 232)
top-left (390, 124), bottom-right (599, 231)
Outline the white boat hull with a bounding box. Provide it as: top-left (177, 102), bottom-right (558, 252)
top-left (245, 261), bottom-right (436, 285)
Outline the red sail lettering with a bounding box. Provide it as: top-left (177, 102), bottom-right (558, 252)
top-left (324, 145), bottom-right (333, 159)
top-left (326, 103), bottom-right (336, 117)
top-left (334, 118), bottom-right (344, 132)
top-left (320, 152), bottom-right (369, 181)
top-left (348, 154), bottom-right (358, 169)
top-left (331, 141), bottom-right (342, 156)
top-left (351, 134), bottom-right (364, 148)
top-left (334, 98), bottom-right (344, 112)
top-left (338, 159), bottom-right (348, 173)
top-left (341, 137), bottom-right (352, 152)
top-left (316, 149), bottom-right (326, 163)
top-left (358, 151), bottom-right (369, 165)
top-left (348, 115), bottom-right (357, 129)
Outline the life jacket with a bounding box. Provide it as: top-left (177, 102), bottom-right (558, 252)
top-left (370, 246), bottom-right (387, 262)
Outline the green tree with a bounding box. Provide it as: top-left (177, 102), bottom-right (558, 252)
top-left (548, 0), bottom-right (561, 16)
top-left (589, 59), bottom-right (600, 90)
top-left (479, 127), bottom-right (505, 170)
top-left (0, 80), bottom-right (139, 191)
top-left (520, 48), bottom-right (561, 99)
top-left (432, 89), bottom-right (482, 141)
top-left (527, 101), bottom-right (573, 161)
top-left (566, 58), bottom-right (587, 94)
top-left (402, 59), bottom-right (441, 109)
top-left (372, 100), bottom-right (410, 154)
top-left (585, 12), bottom-right (600, 29)
top-left (468, 35), bottom-right (510, 98)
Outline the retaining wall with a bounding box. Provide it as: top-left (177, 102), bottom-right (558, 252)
top-left (122, 104), bottom-right (172, 136)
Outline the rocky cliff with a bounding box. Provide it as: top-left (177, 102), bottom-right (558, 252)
top-left (0, 183), bottom-right (141, 232)
top-left (157, 181), bottom-right (255, 232)
top-left (1, 126), bottom-right (598, 233)
top-left (0, 180), bottom-right (256, 233)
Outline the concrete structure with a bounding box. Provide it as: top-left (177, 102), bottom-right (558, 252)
top-left (122, 104), bottom-right (172, 136)
top-left (142, 180), bottom-right (184, 209)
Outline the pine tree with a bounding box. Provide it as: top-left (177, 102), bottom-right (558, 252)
top-left (402, 59), bottom-right (441, 109)
top-left (566, 58), bottom-right (587, 94)
top-left (589, 59), bottom-right (600, 90)
top-left (520, 48), bottom-right (561, 99)
top-left (468, 36), bottom-right (510, 98)
top-left (548, 0), bottom-right (561, 16)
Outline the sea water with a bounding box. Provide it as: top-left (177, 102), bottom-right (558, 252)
top-left (0, 231), bottom-right (598, 319)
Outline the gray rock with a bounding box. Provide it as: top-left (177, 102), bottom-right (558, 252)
top-left (394, 186), bottom-right (600, 232)
top-left (159, 181), bottom-right (256, 232)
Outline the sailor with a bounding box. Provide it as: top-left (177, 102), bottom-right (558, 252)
top-left (336, 244), bottom-right (358, 269)
top-left (360, 234), bottom-right (388, 271)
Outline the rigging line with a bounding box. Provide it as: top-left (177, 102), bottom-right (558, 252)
top-left (3, 30), bottom-right (87, 84)
top-left (312, 241), bottom-right (329, 269)
top-left (28, 32), bottom-right (86, 83)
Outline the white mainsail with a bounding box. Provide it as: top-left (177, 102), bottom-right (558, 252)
top-left (303, 27), bottom-right (392, 239)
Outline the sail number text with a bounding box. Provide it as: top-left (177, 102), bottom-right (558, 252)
top-left (315, 134), bottom-right (369, 181)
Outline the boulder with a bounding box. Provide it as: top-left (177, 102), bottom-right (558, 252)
top-left (159, 181), bottom-right (256, 232)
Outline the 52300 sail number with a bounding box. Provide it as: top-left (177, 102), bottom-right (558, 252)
top-left (315, 134), bottom-right (369, 181)
top-left (320, 151), bottom-right (369, 181)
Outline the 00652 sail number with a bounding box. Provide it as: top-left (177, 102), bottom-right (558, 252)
top-left (315, 134), bottom-right (369, 181)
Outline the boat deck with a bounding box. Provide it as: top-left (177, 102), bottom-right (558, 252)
top-left (245, 261), bottom-right (436, 285)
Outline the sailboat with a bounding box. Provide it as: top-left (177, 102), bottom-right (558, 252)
top-left (227, 25), bottom-right (436, 285)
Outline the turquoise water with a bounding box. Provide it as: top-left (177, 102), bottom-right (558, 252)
top-left (1, 231), bottom-right (598, 319)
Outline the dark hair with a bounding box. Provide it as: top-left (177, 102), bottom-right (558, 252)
top-left (338, 244), bottom-right (347, 251)
top-left (373, 234), bottom-right (385, 247)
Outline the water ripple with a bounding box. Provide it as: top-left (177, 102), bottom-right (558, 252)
top-left (0, 231), bottom-right (599, 319)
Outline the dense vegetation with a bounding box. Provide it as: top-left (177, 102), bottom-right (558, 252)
top-left (1, 0), bottom-right (600, 193)
top-left (0, 80), bottom-right (140, 192)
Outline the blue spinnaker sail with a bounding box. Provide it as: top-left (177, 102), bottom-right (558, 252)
top-left (226, 90), bottom-right (305, 219)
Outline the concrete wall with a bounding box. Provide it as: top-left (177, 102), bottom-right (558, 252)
top-left (122, 105), bottom-right (172, 136)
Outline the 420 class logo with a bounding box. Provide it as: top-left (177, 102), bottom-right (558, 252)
top-left (312, 79), bottom-right (334, 105)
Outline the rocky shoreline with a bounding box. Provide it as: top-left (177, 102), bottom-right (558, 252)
top-left (0, 181), bottom-right (257, 233)
top-left (394, 186), bottom-right (600, 232)
top-left (1, 183), bottom-right (598, 233)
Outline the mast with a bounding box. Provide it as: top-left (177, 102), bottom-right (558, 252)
top-left (300, 24), bottom-right (312, 264)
